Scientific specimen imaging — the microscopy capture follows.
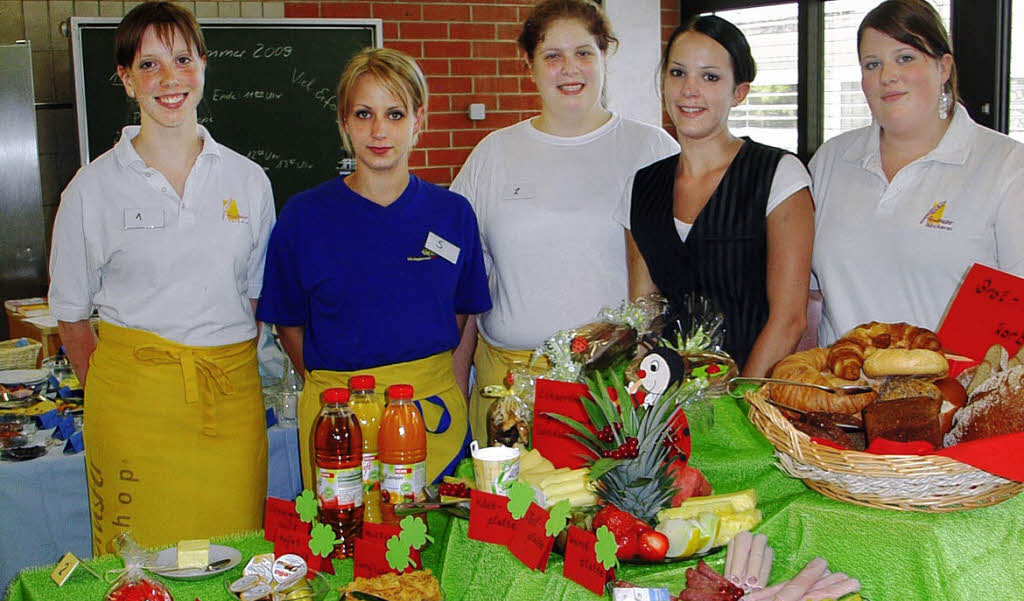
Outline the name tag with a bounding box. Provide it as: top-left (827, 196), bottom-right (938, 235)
top-left (425, 232), bottom-right (460, 265)
top-left (504, 182), bottom-right (536, 200)
top-left (124, 208), bottom-right (164, 229)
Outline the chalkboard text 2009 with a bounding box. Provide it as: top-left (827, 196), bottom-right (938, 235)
top-left (206, 44), bottom-right (293, 59)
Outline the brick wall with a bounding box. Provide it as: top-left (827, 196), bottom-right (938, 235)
top-left (660, 0), bottom-right (680, 136)
top-left (280, 0), bottom-right (544, 185)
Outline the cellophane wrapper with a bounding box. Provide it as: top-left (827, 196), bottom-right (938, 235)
top-left (486, 365), bottom-right (536, 448)
top-left (104, 532), bottom-right (174, 601)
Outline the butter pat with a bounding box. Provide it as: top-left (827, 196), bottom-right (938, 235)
top-left (176, 539), bottom-right (210, 568)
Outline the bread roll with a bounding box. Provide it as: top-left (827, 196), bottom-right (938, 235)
top-left (827, 322), bottom-right (942, 380)
top-left (863, 349), bottom-right (949, 378)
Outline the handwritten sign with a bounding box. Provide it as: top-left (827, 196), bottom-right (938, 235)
top-left (352, 535), bottom-right (421, 579)
top-left (562, 526), bottom-right (612, 595)
top-left (270, 518), bottom-right (332, 573)
top-left (532, 379), bottom-right (593, 469)
top-left (507, 503), bottom-right (554, 571)
top-left (938, 263), bottom-right (1024, 360)
top-left (468, 490), bottom-right (517, 546)
top-left (263, 497), bottom-right (298, 542)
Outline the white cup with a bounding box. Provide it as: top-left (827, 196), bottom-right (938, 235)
top-left (470, 440), bottom-right (520, 496)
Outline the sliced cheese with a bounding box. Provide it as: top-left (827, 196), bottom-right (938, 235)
top-left (542, 478), bottom-right (588, 499)
top-left (545, 490), bottom-right (597, 509)
top-left (538, 468), bottom-right (587, 489)
top-left (176, 539), bottom-right (209, 569)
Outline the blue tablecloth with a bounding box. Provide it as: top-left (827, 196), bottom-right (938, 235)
top-left (0, 426), bottom-right (302, 592)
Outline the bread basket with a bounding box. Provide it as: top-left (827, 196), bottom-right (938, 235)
top-left (746, 384), bottom-right (1023, 512)
top-left (0, 338), bottom-right (42, 370)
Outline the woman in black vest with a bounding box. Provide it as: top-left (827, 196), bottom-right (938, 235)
top-left (618, 15), bottom-right (814, 376)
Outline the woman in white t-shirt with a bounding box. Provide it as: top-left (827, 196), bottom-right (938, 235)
top-left (450, 0), bottom-right (678, 443)
top-left (619, 15), bottom-right (814, 377)
top-left (810, 0), bottom-right (1024, 345)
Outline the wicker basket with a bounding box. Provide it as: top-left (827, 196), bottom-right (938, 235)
top-left (746, 384), bottom-right (1023, 512)
top-left (0, 338), bottom-right (42, 370)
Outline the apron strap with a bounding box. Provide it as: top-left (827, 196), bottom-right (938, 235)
top-left (132, 345), bottom-right (235, 436)
top-left (414, 395), bottom-right (451, 435)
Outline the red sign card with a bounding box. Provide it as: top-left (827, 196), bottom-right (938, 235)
top-left (352, 535), bottom-right (422, 579)
top-left (467, 490), bottom-right (516, 546)
top-left (937, 263), bottom-right (1024, 360)
top-left (562, 526), bottom-right (612, 596)
top-left (507, 503), bottom-right (554, 571)
top-left (361, 521), bottom-right (403, 544)
top-left (263, 497), bottom-right (298, 542)
top-left (271, 525), bottom-right (334, 574)
top-left (532, 379), bottom-right (593, 469)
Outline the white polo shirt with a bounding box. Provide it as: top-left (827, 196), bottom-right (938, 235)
top-left (810, 104), bottom-right (1024, 346)
top-left (48, 125), bottom-right (275, 346)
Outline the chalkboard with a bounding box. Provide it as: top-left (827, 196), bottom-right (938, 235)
top-left (70, 18), bottom-right (381, 212)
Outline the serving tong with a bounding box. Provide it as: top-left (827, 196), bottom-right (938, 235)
top-left (727, 377), bottom-right (874, 397)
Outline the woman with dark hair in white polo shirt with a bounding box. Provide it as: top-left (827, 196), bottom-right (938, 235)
top-left (810, 0), bottom-right (1024, 346)
top-left (47, 2), bottom-right (274, 553)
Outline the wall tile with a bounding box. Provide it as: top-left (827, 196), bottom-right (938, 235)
top-left (0, 1), bottom-right (26, 42)
top-left (218, 2), bottom-right (241, 17)
top-left (36, 110), bottom-right (59, 156)
top-left (98, 1), bottom-right (122, 17)
top-left (195, 1), bottom-right (218, 18)
top-left (50, 1), bottom-right (74, 50)
top-left (32, 49), bottom-right (54, 102)
top-left (74, 1), bottom-right (99, 17)
top-left (53, 49), bottom-right (73, 102)
top-left (240, 2), bottom-right (261, 18)
top-left (24, 0), bottom-right (52, 50)
top-left (262, 2), bottom-right (283, 18)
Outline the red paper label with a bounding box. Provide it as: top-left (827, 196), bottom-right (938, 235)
top-left (532, 379), bottom-right (594, 469)
top-left (361, 521), bottom-right (403, 545)
top-left (467, 490), bottom-right (516, 546)
top-left (562, 526), bottom-right (612, 595)
top-left (263, 497), bottom-right (298, 542)
top-left (271, 526), bottom-right (334, 574)
top-left (507, 503), bottom-right (554, 571)
top-left (352, 536), bottom-right (421, 579)
top-left (937, 263), bottom-right (1024, 360)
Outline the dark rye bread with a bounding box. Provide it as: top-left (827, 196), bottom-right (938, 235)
top-left (862, 396), bottom-right (942, 447)
top-left (944, 365), bottom-right (1024, 446)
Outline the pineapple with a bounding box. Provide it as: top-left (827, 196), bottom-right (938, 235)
top-left (546, 370), bottom-right (706, 526)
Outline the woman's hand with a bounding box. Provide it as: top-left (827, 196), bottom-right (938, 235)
top-left (625, 229), bottom-right (660, 300)
top-left (743, 187), bottom-right (814, 377)
top-left (57, 320), bottom-right (98, 386)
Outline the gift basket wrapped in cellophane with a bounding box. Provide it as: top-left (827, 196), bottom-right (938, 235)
top-left (745, 324), bottom-right (1024, 512)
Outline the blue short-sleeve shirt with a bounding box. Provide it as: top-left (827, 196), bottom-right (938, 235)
top-left (257, 175), bottom-right (491, 371)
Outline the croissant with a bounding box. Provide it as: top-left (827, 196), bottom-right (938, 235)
top-left (770, 348), bottom-right (878, 414)
top-left (827, 322), bottom-right (942, 380)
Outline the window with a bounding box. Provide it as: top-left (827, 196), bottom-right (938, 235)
top-left (1010, 5), bottom-right (1024, 141)
top-left (823, 0), bottom-right (951, 141)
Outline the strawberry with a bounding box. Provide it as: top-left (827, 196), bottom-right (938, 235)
top-left (594, 505), bottom-right (646, 559)
top-left (615, 530), bottom-right (641, 559)
top-left (638, 530), bottom-right (669, 562)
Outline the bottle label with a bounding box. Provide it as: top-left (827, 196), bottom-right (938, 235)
top-left (380, 461), bottom-right (426, 504)
top-left (316, 466), bottom-right (363, 509)
top-left (362, 452), bottom-right (380, 494)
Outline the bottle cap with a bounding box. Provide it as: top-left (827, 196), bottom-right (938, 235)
top-left (386, 384), bottom-right (414, 400)
top-left (349, 374), bottom-right (375, 391)
top-left (322, 388), bottom-right (350, 404)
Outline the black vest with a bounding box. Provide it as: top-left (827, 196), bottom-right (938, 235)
top-left (629, 139), bottom-right (787, 368)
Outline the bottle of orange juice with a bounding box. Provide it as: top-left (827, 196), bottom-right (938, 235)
top-left (378, 384), bottom-right (427, 526)
top-left (349, 374), bottom-right (383, 523)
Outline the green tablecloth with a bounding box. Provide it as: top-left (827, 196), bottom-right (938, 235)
top-left (6, 395), bottom-right (1023, 601)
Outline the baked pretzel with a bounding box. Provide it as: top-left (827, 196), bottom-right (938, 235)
top-left (827, 321), bottom-right (942, 380)
top-left (770, 348), bottom-right (878, 414)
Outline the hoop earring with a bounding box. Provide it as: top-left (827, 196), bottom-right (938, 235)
top-left (938, 86), bottom-right (952, 120)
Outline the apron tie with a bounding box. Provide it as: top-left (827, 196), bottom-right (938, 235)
top-left (132, 345), bottom-right (235, 436)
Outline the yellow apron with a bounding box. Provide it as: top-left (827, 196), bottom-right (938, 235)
top-left (468, 335), bottom-right (549, 445)
top-left (84, 323), bottom-right (267, 555)
top-left (298, 352), bottom-right (468, 490)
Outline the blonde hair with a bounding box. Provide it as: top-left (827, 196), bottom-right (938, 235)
top-left (336, 47), bottom-right (428, 154)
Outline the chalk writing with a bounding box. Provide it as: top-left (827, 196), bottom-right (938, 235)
top-left (212, 88), bottom-right (283, 102)
top-left (291, 69), bottom-right (337, 112)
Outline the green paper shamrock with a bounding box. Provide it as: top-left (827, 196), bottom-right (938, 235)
top-left (545, 499), bottom-right (571, 537)
top-left (398, 515), bottom-right (433, 549)
top-left (385, 534), bottom-right (415, 572)
top-left (506, 481), bottom-right (535, 520)
top-left (594, 526), bottom-right (619, 571)
top-left (308, 522), bottom-right (340, 558)
top-left (294, 489), bottom-right (318, 523)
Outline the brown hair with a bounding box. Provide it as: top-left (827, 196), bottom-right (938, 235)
top-left (335, 47), bottom-right (429, 154)
top-left (115, 1), bottom-right (206, 68)
top-left (517, 0), bottom-right (618, 60)
top-left (661, 15), bottom-right (756, 88)
top-left (858, 0), bottom-right (958, 105)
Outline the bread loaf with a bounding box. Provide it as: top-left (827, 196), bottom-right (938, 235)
top-left (827, 322), bottom-right (942, 380)
top-left (944, 365), bottom-right (1024, 445)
